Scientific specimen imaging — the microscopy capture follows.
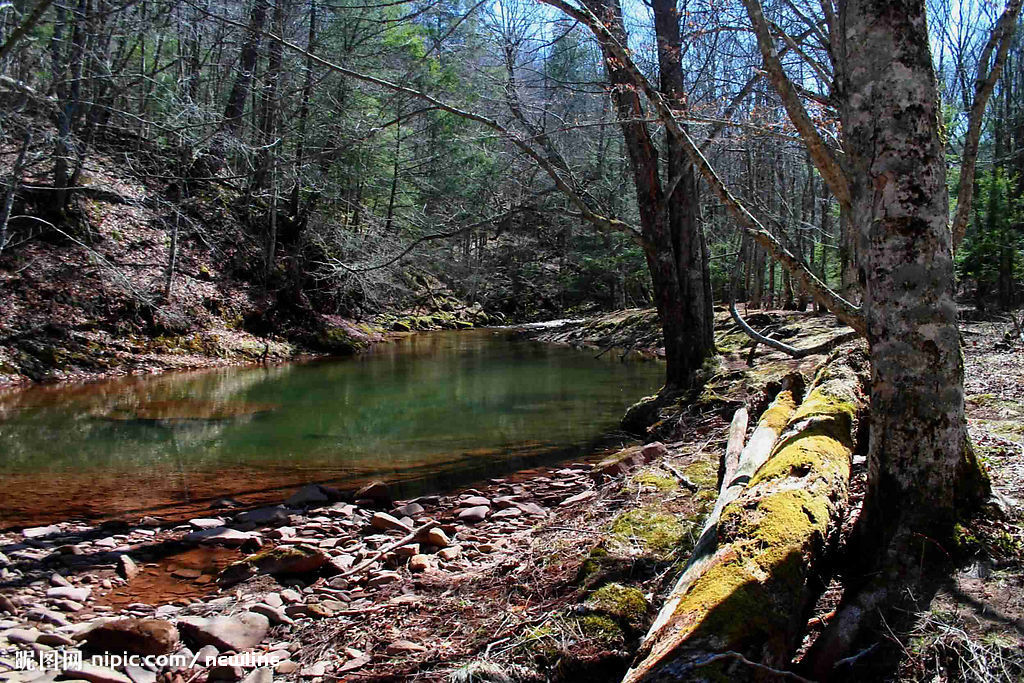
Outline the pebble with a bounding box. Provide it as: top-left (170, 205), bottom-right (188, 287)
top-left (408, 555), bottom-right (431, 573)
top-left (23, 525), bottom-right (61, 540)
top-left (370, 512), bottom-right (411, 533)
top-left (366, 571), bottom-right (401, 587)
top-left (176, 613), bottom-right (269, 651)
top-left (457, 506), bottom-right (490, 524)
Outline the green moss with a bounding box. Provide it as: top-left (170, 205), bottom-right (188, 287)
top-left (632, 472), bottom-right (679, 492)
top-left (392, 319), bottom-right (412, 332)
top-left (586, 583), bottom-right (648, 629)
top-left (318, 327), bottom-right (367, 354)
top-left (577, 615), bottom-right (624, 646)
top-left (611, 507), bottom-right (689, 555)
top-left (683, 459), bottom-right (718, 489)
top-left (576, 546), bottom-right (610, 583)
top-left (720, 489), bottom-right (829, 571)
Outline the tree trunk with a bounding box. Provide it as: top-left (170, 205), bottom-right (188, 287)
top-left (222, 0), bottom-right (268, 135)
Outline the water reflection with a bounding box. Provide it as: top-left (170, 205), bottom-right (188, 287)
top-left (0, 330), bottom-right (663, 526)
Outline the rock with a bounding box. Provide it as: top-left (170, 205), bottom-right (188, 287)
top-left (419, 528), bottom-right (450, 548)
top-left (354, 481), bottom-right (391, 508)
top-left (299, 661), bottom-right (329, 677)
top-left (82, 618), bottom-right (180, 656)
top-left (241, 668), bottom-right (273, 683)
top-left (124, 665), bottom-right (157, 683)
top-left (37, 633), bottom-right (75, 647)
top-left (559, 490), bottom-right (597, 507)
top-left (457, 506), bottom-right (490, 524)
top-left (285, 485), bottom-right (329, 508)
top-left (284, 603), bottom-right (333, 620)
top-left (385, 640), bottom-right (426, 655)
top-left (234, 507), bottom-right (290, 527)
top-left (171, 568), bottom-right (202, 580)
top-left (279, 589), bottom-right (301, 604)
top-left (393, 503), bottom-right (424, 517)
top-left (640, 441), bottom-right (667, 461)
top-left (366, 571), bottom-right (401, 587)
top-left (188, 518), bottom-right (225, 530)
top-left (62, 664), bottom-right (132, 683)
top-left (176, 613), bottom-right (269, 651)
top-left (264, 592), bottom-right (283, 607)
top-left (492, 508), bottom-right (521, 519)
top-left (46, 586), bottom-right (91, 602)
top-left (196, 644), bottom-right (220, 666)
top-left (275, 662), bottom-right (299, 675)
top-left (0, 594), bottom-right (20, 615)
top-left (408, 555), bottom-right (431, 573)
top-left (6, 628), bottom-right (41, 644)
top-left (461, 496), bottom-right (490, 507)
top-left (326, 555), bottom-right (355, 573)
top-left (24, 608), bottom-right (70, 627)
top-left (370, 512), bottom-right (411, 533)
top-left (513, 502), bottom-right (548, 517)
top-left (51, 599), bottom-right (83, 612)
top-left (437, 546), bottom-right (462, 561)
top-left (492, 496), bottom-right (519, 510)
top-left (250, 604), bottom-right (293, 625)
top-left (51, 573), bottom-right (72, 587)
top-left (23, 525), bottom-right (61, 540)
top-left (184, 527), bottom-right (253, 547)
top-left (116, 556), bottom-right (140, 581)
top-left (208, 666), bottom-right (243, 682)
top-left (218, 546), bottom-right (327, 586)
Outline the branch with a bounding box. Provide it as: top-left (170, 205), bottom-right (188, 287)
top-left (0, 0), bottom-right (55, 62)
top-left (951, 0), bottom-right (1024, 250)
top-left (537, 0), bottom-right (866, 337)
top-left (742, 0), bottom-right (851, 209)
top-left (729, 300), bottom-right (860, 358)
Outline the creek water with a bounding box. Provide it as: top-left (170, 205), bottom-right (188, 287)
top-left (0, 329), bottom-right (663, 528)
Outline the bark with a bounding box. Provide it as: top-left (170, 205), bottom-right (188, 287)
top-left (806, 1), bottom-right (992, 674)
top-left (222, 0), bottom-right (268, 135)
top-left (625, 352), bottom-right (866, 682)
top-left (0, 132), bottom-right (31, 257)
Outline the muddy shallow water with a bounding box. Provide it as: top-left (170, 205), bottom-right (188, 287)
top-left (0, 329), bottom-right (662, 527)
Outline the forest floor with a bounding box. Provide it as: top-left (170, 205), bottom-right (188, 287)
top-left (1, 310), bottom-right (1020, 682)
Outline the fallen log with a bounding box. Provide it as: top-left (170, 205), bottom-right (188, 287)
top-left (624, 350), bottom-right (866, 682)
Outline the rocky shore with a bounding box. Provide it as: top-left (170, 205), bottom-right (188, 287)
top-left (0, 436), bottom-right (713, 683)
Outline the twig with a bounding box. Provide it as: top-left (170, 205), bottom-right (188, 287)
top-left (690, 651), bottom-right (815, 682)
top-left (337, 519), bottom-right (438, 578)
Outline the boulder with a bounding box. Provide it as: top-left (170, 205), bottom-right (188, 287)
top-left (284, 485), bottom-right (329, 508)
top-left (353, 481), bottom-right (391, 508)
top-left (176, 613), bottom-right (270, 652)
top-left (370, 512), bottom-right (411, 533)
top-left (234, 507), bottom-right (289, 527)
top-left (82, 618), bottom-right (180, 656)
top-left (116, 555), bottom-right (139, 581)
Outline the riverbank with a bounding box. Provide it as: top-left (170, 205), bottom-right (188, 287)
top-left (1, 313), bottom-right (1021, 682)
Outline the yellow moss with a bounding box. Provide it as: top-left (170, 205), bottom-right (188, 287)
top-left (751, 431), bottom-right (851, 487)
top-left (720, 489), bottom-right (829, 571)
top-left (632, 472), bottom-right (679, 492)
top-left (758, 390), bottom-right (797, 431)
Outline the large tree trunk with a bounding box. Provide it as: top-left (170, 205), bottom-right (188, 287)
top-left (807, 1), bottom-right (991, 673)
top-left (587, 0), bottom-right (714, 391)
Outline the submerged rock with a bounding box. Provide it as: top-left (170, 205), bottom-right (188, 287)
top-left (284, 485), bottom-right (329, 507)
top-left (218, 545), bottom-right (327, 586)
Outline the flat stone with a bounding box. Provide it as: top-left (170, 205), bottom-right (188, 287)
top-left (492, 507), bottom-right (521, 519)
top-left (37, 633), bottom-right (75, 647)
top-left (370, 512), bottom-right (411, 533)
top-left (6, 628), bottom-right (41, 644)
top-left (184, 527), bottom-right (253, 546)
top-left (385, 640), bottom-right (426, 655)
top-left (393, 503), bottom-right (424, 517)
top-left (50, 573), bottom-right (72, 587)
top-left (559, 490), bottom-right (597, 507)
top-left (46, 586), bottom-right (91, 602)
top-left (188, 518), bottom-right (225, 530)
top-left (123, 665), bottom-right (156, 683)
top-left (461, 496), bottom-right (490, 507)
top-left (250, 604), bottom-right (293, 625)
top-left (241, 668), bottom-right (273, 683)
top-left (279, 589), bottom-right (301, 604)
top-left (492, 496), bottom-right (519, 510)
top-left (353, 481), bottom-right (391, 508)
top-left (437, 546), bottom-right (461, 561)
top-left (457, 506), bottom-right (490, 524)
top-left (61, 664), bottom-right (131, 683)
top-left (23, 526), bottom-right (61, 540)
top-left (513, 502), bottom-right (548, 517)
top-left (366, 571), bottom-right (401, 587)
top-left (275, 662), bottom-right (299, 675)
top-left (176, 613), bottom-right (269, 651)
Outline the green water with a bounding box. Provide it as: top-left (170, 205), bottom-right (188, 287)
top-left (0, 330), bottom-right (663, 525)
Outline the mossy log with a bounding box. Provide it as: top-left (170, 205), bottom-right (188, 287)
top-left (623, 352), bottom-right (866, 682)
